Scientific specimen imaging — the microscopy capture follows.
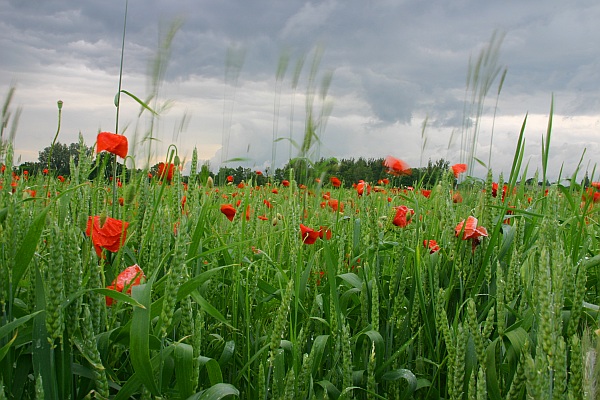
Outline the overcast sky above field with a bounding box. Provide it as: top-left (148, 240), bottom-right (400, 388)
top-left (1, 0), bottom-right (599, 181)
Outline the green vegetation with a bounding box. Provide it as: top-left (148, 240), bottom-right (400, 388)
top-left (0, 17), bottom-right (599, 400)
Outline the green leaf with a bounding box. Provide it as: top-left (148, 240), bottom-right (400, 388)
top-left (32, 267), bottom-right (58, 399)
top-left (130, 276), bottom-right (160, 395)
top-left (218, 340), bottom-right (235, 367)
top-left (186, 383), bottom-right (239, 400)
top-left (356, 330), bottom-right (385, 371)
top-left (0, 311), bottom-right (42, 341)
top-left (120, 89), bottom-right (158, 115)
top-left (12, 205), bottom-right (50, 297)
top-left (310, 335), bottom-right (330, 376)
top-left (381, 369), bottom-right (417, 400)
top-left (338, 273), bottom-right (362, 289)
top-left (197, 356), bottom-right (224, 386)
top-left (0, 331), bottom-right (18, 363)
top-left (96, 288), bottom-right (146, 308)
top-left (485, 339), bottom-right (503, 400)
top-left (174, 342), bottom-right (195, 399)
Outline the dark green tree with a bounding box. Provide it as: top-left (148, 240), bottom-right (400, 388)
top-left (38, 141), bottom-right (93, 176)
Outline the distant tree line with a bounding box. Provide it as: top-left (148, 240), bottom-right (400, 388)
top-left (13, 140), bottom-right (453, 188)
top-left (209, 157), bottom-right (451, 189)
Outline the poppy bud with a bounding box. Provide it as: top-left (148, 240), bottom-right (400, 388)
top-left (57, 100), bottom-right (63, 110)
top-left (173, 154), bottom-right (180, 167)
top-left (125, 185), bottom-right (136, 204)
top-left (99, 212), bottom-right (108, 228)
top-left (206, 176), bottom-right (214, 188)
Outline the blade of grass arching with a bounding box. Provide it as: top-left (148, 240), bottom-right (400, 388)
top-left (0, 332), bottom-right (17, 363)
top-left (189, 291), bottom-right (231, 328)
top-left (188, 383), bottom-right (239, 400)
top-left (356, 330), bottom-right (385, 371)
top-left (507, 114), bottom-right (527, 189)
top-left (197, 356), bottom-right (224, 386)
top-left (174, 342), bottom-right (195, 399)
top-left (0, 311), bottom-right (42, 342)
top-left (130, 272), bottom-right (160, 396)
top-left (541, 95), bottom-right (553, 204)
top-left (380, 369), bottom-right (417, 400)
top-left (118, 90), bottom-right (158, 115)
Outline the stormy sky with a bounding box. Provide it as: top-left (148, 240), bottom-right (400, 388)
top-left (1, 0), bottom-right (599, 181)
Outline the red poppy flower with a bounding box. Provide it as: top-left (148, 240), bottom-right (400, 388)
top-left (42, 168), bottom-right (49, 175)
top-left (263, 199), bottom-right (272, 208)
top-left (451, 163), bottom-right (467, 178)
top-left (452, 191), bottom-right (463, 203)
top-left (271, 188), bottom-right (278, 194)
top-left (86, 216), bottom-right (129, 257)
top-left (181, 195), bottom-right (187, 210)
top-left (328, 198), bottom-right (344, 212)
top-left (97, 132), bottom-right (128, 158)
top-left (392, 205), bottom-right (414, 227)
top-left (157, 162), bottom-right (175, 183)
top-left (454, 216), bottom-right (488, 240)
top-left (383, 156), bottom-right (411, 176)
top-left (57, 175), bottom-right (65, 183)
top-left (423, 240), bottom-right (440, 254)
top-left (105, 264), bottom-right (146, 306)
top-left (256, 170), bottom-right (262, 176)
top-left (257, 215), bottom-right (269, 221)
top-left (237, 182), bottom-right (245, 189)
top-left (330, 176), bottom-right (341, 188)
top-left (592, 182), bottom-right (600, 189)
top-left (282, 180), bottom-right (290, 187)
top-left (300, 224), bottom-right (320, 244)
top-left (220, 204), bottom-right (236, 221)
top-left (319, 226), bottom-right (332, 240)
top-left (0, 164), bottom-right (5, 173)
top-left (583, 188), bottom-right (600, 203)
top-left (227, 175), bottom-right (234, 183)
top-left (421, 189), bottom-right (431, 198)
top-left (356, 180), bottom-right (371, 196)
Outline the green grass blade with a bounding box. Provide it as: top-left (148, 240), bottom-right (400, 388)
top-left (174, 342), bottom-right (195, 399)
top-left (189, 383), bottom-right (239, 400)
top-left (12, 205), bottom-right (50, 297)
top-left (0, 331), bottom-right (17, 363)
top-left (197, 356), bottom-right (224, 386)
top-left (130, 276), bottom-right (160, 395)
top-left (119, 89), bottom-right (158, 115)
top-left (0, 311), bottom-right (42, 341)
